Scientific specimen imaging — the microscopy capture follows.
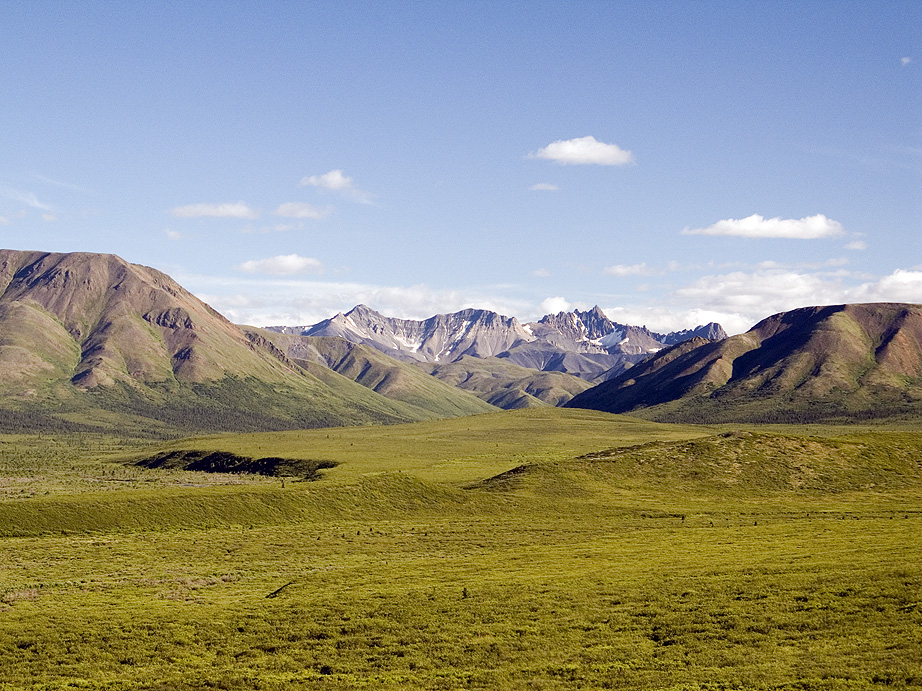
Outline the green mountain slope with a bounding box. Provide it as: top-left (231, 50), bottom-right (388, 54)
top-left (567, 302), bottom-right (922, 423)
top-left (426, 355), bottom-right (593, 408)
top-left (0, 250), bottom-right (445, 433)
top-left (248, 330), bottom-right (497, 418)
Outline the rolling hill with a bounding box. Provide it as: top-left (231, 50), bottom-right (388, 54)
top-left (567, 302), bottom-right (922, 423)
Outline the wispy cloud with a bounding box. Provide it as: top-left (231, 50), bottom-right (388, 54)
top-left (275, 202), bottom-right (333, 219)
top-left (529, 183), bottom-right (559, 191)
top-left (165, 229), bottom-right (181, 240)
top-left (170, 201), bottom-right (259, 219)
top-left (529, 136), bottom-right (634, 166)
top-left (0, 215), bottom-right (9, 225)
top-left (0, 186), bottom-right (53, 211)
top-left (300, 169), bottom-right (374, 204)
top-left (237, 254), bottom-right (325, 276)
top-left (682, 214), bottom-right (844, 239)
top-left (532, 268), bottom-right (551, 277)
top-left (902, 57), bottom-right (912, 66)
top-left (845, 240), bottom-right (867, 251)
top-left (603, 262), bottom-right (656, 277)
top-left (32, 174), bottom-right (85, 191)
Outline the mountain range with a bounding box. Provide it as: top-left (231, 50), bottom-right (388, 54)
top-left (7, 248), bottom-right (921, 431)
top-left (269, 304), bottom-right (726, 381)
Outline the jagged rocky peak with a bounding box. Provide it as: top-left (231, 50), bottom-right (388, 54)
top-left (573, 305), bottom-right (617, 340)
top-left (294, 305), bottom-right (534, 363)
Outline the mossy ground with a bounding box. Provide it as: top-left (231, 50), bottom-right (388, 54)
top-left (0, 409), bottom-right (920, 690)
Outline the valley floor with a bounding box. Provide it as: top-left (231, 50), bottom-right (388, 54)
top-left (0, 410), bottom-right (920, 690)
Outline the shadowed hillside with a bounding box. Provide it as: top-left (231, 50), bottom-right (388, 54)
top-left (567, 302), bottom-right (922, 423)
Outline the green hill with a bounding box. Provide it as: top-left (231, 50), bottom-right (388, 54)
top-left (426, 355), bottom-right (593, 408)
top-left (476, 429), bottom-right (922, 501)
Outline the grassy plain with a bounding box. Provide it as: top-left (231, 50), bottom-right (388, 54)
top-left (0, 409), bottom-right (920, 690)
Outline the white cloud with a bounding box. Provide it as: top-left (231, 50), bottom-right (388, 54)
top-left (301, 169), bottom-right (353, 191)
top-left (237, 254), bottom-right (325, 276)
top-left (540, 296), bottom-right (571, 313)
top-left (165, 229), bottom-right (181, 240)
top-left (603, 305), bottom-right (752, 336)
top-left (170, 201), bottom-right (259, 219)
top-left (183, 275), bottom-right (535, 328)
top-left (902, 57), bottom-right (912, 66)
top-left (603, 262), bottom-right (656, 277)
top-left (851, 269), bottom-right (922, 303)
top-left (0, 215), bottom-right (9, 225)
top-left (529, 136), bottom-right (634, 166)
top-left (532, 268), bottom-right (551, 277)
top-left (275, 202), bottom-right (332, 219)
top-left (0, 186), bottom-right (52, 211)
top-left (42, 213), bottom-right (57, 222)
top-left (675, 269), bottom-right (843, 313)
top-left (845, 240), bottom-right (867, 250)
top-left (657, 266), bottom-right (922, 334)
top-left (529, 183), bottom-right (559, 191)
top-left (300, 169), bottom-right (373, 203)
top-left (682, 213), bottom-right (844, 239)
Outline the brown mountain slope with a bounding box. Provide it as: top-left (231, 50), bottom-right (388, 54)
top-left (0, 250), bottom-right (444, 433)
top-left (566, 303), bottom-right (922, 423)
top-left (0, 249), bottom-right (299, 389)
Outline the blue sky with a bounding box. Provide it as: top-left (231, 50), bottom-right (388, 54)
top-left (1, 1), bottom-right (920, 333)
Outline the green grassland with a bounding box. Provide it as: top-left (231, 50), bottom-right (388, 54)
top-left (0, 409), bottom-right (921, 690)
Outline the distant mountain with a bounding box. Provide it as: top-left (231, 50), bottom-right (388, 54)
top-left (0, 250), bottom-right (461, 433)
top-left (567, 303), bottom-right (922, 423)
top-left (269, 304), bottom-right (726, 383)
top-left (286, 304), bottom-right (534, 362)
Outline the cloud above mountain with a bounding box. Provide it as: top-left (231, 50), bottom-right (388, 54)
top-left (237, 254), bottom-right (324, 276)
top-left (682, 214), bottom-right (844, 239)
top-left (529, 136), bottom-right (634, 166)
